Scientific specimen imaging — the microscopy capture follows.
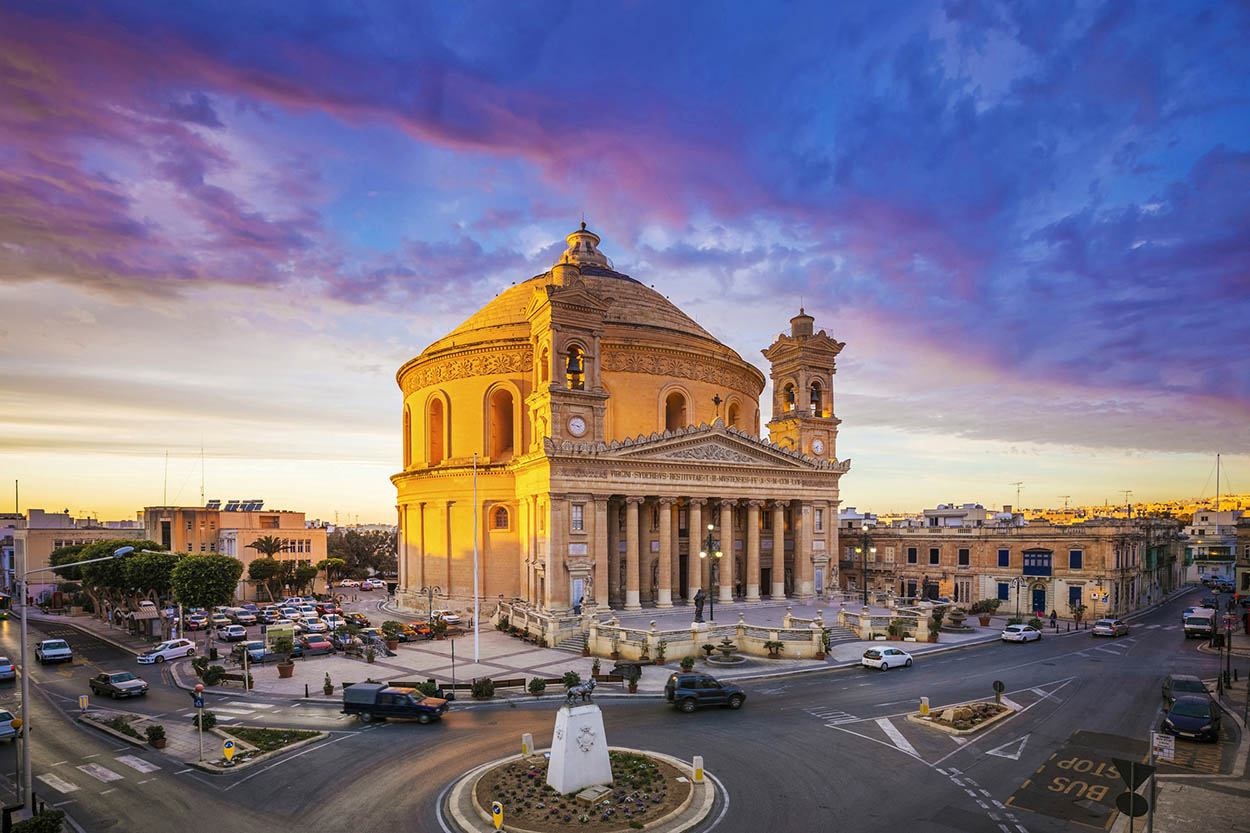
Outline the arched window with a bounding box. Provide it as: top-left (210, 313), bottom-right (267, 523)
top-left (664, 391), bottom-right (688, 431)
top-left (493, 507), bottom-right (509, 530)
top-left (809, 381), bottom-right (822, 416)
top-left (565, 345), bottom-right (585, 390)
top-left (783, 383), bottom-right (796, 411)
top-left (727, 402), bottom-right (741, 429)
top-left (402, 406), bottom-right (411, 468)
top-left (488, 388), bottom-right (515, 460)
top-left (428, 398), bottom-right (445, 465)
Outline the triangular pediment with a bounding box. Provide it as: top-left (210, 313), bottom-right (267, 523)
top-left (544, 419), bottom-right (849, 472)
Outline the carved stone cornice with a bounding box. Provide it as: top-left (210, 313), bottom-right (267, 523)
top-left (601, 345), bottom-right (764, 396)
top-left (399, 346), bottom-right (533, 394)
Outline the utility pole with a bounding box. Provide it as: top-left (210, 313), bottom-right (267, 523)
top-left (1009, 482), bottom-right (1023, 510)
top-left (1121, 490), bottom-right (1133, 518)
top-left (1059, 495), bottom-right (1071, 511)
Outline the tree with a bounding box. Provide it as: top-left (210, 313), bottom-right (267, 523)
top-left (171, 554), bottom-right (243, 610)
top-left (57, 539), bottom-right (162, 619)
top-left (246, 535), bottom-right (288, 559)
top-left (315, 557), bottom-right (346, 586)
top-left (247, 557), bottom-right (280, 602)
top-left (326, 529), bottom-right (396, 576)
top-left (49, 545), bottom-right (87, 581)
top-left (125, 550), bottom-right (181, 601)
top-left (294, 564), bottom-right (319, 594)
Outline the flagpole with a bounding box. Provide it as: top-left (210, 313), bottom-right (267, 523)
top-left (473, 452), bottom-right (480, 663)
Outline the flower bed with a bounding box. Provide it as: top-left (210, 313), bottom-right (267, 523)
top-left (222, 727), bottom-right (318, 755)
top-left (908, 701), bottom-right (1013, 735)
top-left (473, 750), bottom-right (691, 831)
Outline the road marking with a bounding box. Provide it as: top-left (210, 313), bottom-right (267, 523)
top-left (228, 701), bottom-right (273, 708)
top-left (52, 800), bottom-right (76, 807)
top-left (82, 754), bottom-right (99, 759)
top-left (115, 755), bottom-right (160, 773)
top-left (100, 788), bottom-right (116, 795)
top-left (875, 717), bottom-right (919, 757)
top-left (210, 707), bottom-right (255, 716)
top-left (77, 763), bottom-right (123, 783)
top-left (51, 761), bottom-right (67, 767)
top-left (37, 773), bottom-right (79, 793)
top-left (1094, 646), bottom-right (1122, 655)
top-left (999, 696), bottom-right (1023, 711)
top-left (174, 768), bottom-right (192, 774)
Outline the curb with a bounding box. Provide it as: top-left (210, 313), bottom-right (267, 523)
top-left (185, 726), bottom-right (328, 773)
top-left (905, 702), bottom-right (1016, 735)
top-left (77, 713), bottom-right (149, 747)
top-left (28, 614), bottom-right (143, 656)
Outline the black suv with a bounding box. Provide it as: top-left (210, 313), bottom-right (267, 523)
top-left (664, 672), bottom-right (746, 713)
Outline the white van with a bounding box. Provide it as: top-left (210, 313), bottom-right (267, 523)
top-left (1183, 609), bottom-right (1217, 639)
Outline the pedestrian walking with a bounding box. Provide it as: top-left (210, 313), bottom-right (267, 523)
top-left (1049, 609), bottom-right (1057, 630)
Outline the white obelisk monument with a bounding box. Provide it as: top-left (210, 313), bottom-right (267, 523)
top-left (546, 701), bottom-right (613, 794)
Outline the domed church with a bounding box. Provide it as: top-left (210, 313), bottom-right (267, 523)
top-left (393, 225), bottom-right (851, 615)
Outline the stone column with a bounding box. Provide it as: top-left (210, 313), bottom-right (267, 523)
top-left (688, 498), bottom-right (706, 600)
top-left (547, 497), bottom-right (568, 611)
top-left (656, 498), bottom-right (674, 607)
top-left (624, 497), bottom-right (642, 611)
top-left (771, 501), bottom-right (788, 598)
top-left (669, 501), bottom-right (681, 599)
top-left (592, 497), bottom-right (609, 607)
top-left (607, 500), bottom-right (620, 607)
top-left (397, 504), bottom-right (407, 589)
top-left (718, 500), bottom-right (734, 604)
top-left (746, 500), bottom-right (762, 602)
top-left (795, 499), bottom-right (814, 600)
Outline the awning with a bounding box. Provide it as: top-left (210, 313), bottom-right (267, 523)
top-left (127, 608), bottom-right (160, 620)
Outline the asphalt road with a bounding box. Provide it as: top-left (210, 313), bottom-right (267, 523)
top-left (0, 587), bottom-right (1238, 833)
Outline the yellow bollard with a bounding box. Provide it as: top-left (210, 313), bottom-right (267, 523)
top-left (522, 732), bottom-right (533, 757)
top-left (920, 697), bottom-right (929, 716)
top-left (692, 755), bottom-right (704, 783)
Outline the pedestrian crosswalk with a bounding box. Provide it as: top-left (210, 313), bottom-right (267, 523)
top-left (36, 753), bottom-right (164, 795)
top-left (804, 705), bottom-right (859, 725)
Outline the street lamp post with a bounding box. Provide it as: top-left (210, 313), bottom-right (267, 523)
top-left (18, 545), bottom-right (133, 812)
top-left (1011, 576), bottom-right (1027, 621)
top-left (853, 531), bottom-right (876, 606)
top-left (698, 524), bottom-right (722, 623)
top-left (418, 585), bottom-right (441, 623)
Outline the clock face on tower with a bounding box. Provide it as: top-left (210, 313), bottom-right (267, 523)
top-left (568, 416), bottom-right (587, 437)
top-left (812, 438), bottom-right (825, 455)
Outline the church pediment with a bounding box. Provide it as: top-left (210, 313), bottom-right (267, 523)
top-left (543, 419), bottom-right (850, 472)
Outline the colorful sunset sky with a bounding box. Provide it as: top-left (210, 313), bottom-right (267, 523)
top-left (2, 1), bottom-right (1247, 523)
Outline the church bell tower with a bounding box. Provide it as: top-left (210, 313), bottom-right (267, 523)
top-left (762, 309), bottom-right (845, 459)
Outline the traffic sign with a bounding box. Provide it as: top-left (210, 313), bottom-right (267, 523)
top-left (222, 739), bottom-right (236, 763)
top-left (491, 800), bottom-right (503, 830)
top-left (193, 696), bottom-right (204, 709)
top-left (1114, 791), bottom-right (1147, 817)
top-left (1151, 732), bottom-right (1174, 762)
top-left (1110, 757), bottom-right (1155, 790)
top-left (992, 680), bottom-right (1005, 693)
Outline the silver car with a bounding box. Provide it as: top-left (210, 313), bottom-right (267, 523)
top-left (1092, 618), bottom-right (1129, 637)
top-left (0, 709), bottom-right (19, 741)
top-left (0, 657), bottom-right (15, 681)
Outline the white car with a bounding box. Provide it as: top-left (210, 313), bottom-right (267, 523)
top-left (338, 579), bottom-right (359, 588)
top-left (861, 647), bottom-right (913, 670)
top-left (298, 617), bottom-right (329, 634)
top-left (1092, 619), bottom-right (1129, 637)
top-left (35, 639), bottom-right (73, 664)
top-left (322, 614), bottom-right (345, 631)
top-left (281, 607), bottom-right (303, 621)
top-left (137, 638), bottom-right (195, 664)
top-left (431, 609), bottom-right (462, 625)
top-left (0, 709), bottom-right (19, 742)
top-left (298, 605), bottom-right (318, 619)
top-left (1001, 624), bottom-right (1041, 642)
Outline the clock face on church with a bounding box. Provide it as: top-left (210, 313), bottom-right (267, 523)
top-left (567, 416), bottom-right (587, 437)
top-left (811, 438), bottom-right (824, 454)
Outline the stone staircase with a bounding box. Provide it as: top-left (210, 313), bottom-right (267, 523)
top-left (823, 626), bottom-right (860, 644)
top-left (554, 631), bottom-right (588, 654)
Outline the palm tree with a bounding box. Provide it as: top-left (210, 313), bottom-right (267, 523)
top-left (246, 537), bottom-right (289, 602)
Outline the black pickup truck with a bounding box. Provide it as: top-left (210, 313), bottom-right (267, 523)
top-left (341, 683), bottom-right (449, 724)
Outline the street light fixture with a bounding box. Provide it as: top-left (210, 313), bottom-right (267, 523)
top-left (1011, 576), bottom-right (1028, 620)
top-left (853, 530), bottom-right (876, 606)
top-left (18, 544), bottom-right (132, 812)
top-left (697, 523), bottom-right (722, 623)
top-left (418, 585), bottom-right (442, 623)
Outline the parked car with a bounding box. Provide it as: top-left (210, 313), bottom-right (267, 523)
top-left (1091, 619), bottom-right (1129, 637)
top-left (431, 609), bottom-right (461, 625)
top-left (185, 613), bottom-right (209, 630)
top-left (280, 606), bottom-right (303, 621)
top-left (137, 638), bottom-right (196, 664)
top-left (298, 617), bottom-right (329, 634)
top-left (229, 609), bottom-right (257, 626)
top-left (257, 608), bottom-right (280, 624)
top-left (1160, 695), bottom-right (1221, 742)
top-left (89, 670), bottom-right (149, 698)
top-left (299, 635), bottom-right (334, 655)
top-left (234, 640), bottom-right (303, 663)
top-left (315, 601), bottom-right (342, 616)
top-left (1162, 674), bottom-right (1209, 706)
top-left (0, 657), bottom-right (14, 681)
top-left (861, 647), bottom-right (913, 670)
top-left (341, 683), bottom-right (448, 724)
top-left (663, 672), bottom-right (746, 712)
top-left (35, 639), bottom-right (73, 664)
top-left (322, 614), bottom-right (346, 631)
top-left (1001, 624), bottom-right (1042, 642)
top-left (1199, 597), bottom-right (1217, 610)
top-left (1180, 606), bottom-right (1203, 624)
top-left (396, 622), bottom-right (431, 641)
top-left (218, 625), bottom-right (248, 642)
top-left (209, 613), bottom-right (231, 628)
top-left (338, 579), bottom-right (359, 588)
top-left (346, 612), bottom-right (372, 628)
top-left (0, 710), bottom-right (19, 742)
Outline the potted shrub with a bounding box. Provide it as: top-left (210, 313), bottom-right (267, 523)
top-left (145, 724), bottom-right (166, 749)
top-left (323, 673), bottom-right (334, 696)
top-left (680, 656), bottom-right (696, 671)
top-left (1027, 616), bottom-right (1044, 631)
top-left (365, 645), bottom-right (376, 664)
top-left (528, 678), bottom-right (546, 697)
top-left (562, 671), bottom-right (581, 690)
top-left (763, 640), bottom-right (784, 659)
top-left (470, 678), bottom-right (495, 700)
top-left (654, 641), bottom-right (667, 665)
top-left (971, 599), bottom-right (999, 627)
top-left (380, 620), bottom-right (402, 651)
top-left (431, 618), bottom-right (448, 641)
top-left (1069, 601), bottom-right (1088, 629)
top-left (274, 636), bottom-right (296, 678)
top-left (497, 615), bottom-right (509, 632)
top-left (591, 657), bottom-right (601, 678)
top-left (624, 665), bottom-right (641, 694)
top-left (887, 620), bottom-right (903, 640)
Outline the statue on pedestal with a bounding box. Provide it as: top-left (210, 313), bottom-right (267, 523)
top-left (693, 588), bottom-right (706, 623)
top-left (547, 696), bottom-right (613, 794)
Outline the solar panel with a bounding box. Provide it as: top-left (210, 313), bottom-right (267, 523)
top-left (205, 500), bottom-right (221, 510)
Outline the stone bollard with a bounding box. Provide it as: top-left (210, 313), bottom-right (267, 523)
top-left (522, 732), bottom-right (533, 756)
top-left (920, 697), bottom-right (929, 716)
top-left (692, 755), bottom-right (704, 784)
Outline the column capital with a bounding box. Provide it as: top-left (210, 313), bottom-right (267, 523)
top-left (624, 496), bottom-right (645, 506)
top-left (688, 497), bottom-right (709, 507)
top-left (548, 492), bottom-right (570, 502)
top-left (592, 495), bottom-right (610, 506)
top-left (746, 499), bottom-right (765, 509)
top-left (656, 497), bottom-right (676, 507)
top-left (771, 500), bottom-right (790, 509)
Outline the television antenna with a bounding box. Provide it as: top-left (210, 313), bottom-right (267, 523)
top-left (1058, 495), bottom-right (1071, 510)
top-left (1008, 482), bottom-right (1023, 509)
